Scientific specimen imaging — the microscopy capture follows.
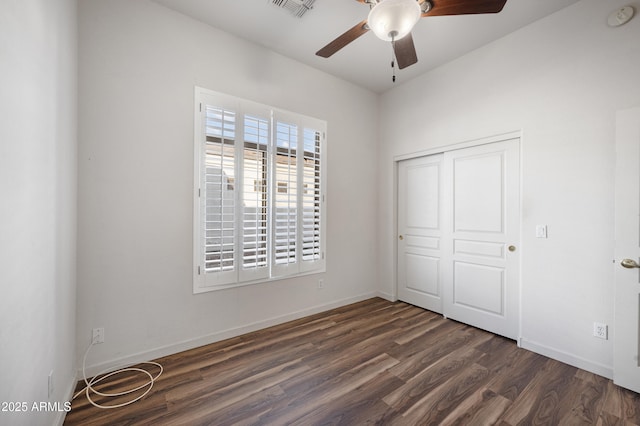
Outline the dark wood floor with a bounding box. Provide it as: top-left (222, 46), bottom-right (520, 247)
top-left (64, 298), bottom-right (640, 425)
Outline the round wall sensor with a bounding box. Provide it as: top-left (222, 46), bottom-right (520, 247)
top-left (608, 6), bottom-right (635, 27)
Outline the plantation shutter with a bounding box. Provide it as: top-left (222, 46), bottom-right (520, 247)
top-left (200, 104), bottom-right (238, 287)
top-left (240, 113), bottom-right (270, 281)
top-left (300, 127), bottom-right (323, 272)
top-left (272, 118), bottom-right (299, 276)
top-left (194, 88), bottom-right (326, 293)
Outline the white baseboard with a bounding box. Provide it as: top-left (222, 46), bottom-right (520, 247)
top-left (54, 370), bottom-right (79, 426)
top-left (79, 292), bottom-right (378, 378)
top-left (519, 337), bottom-right (613, 379)
top-left (376, 290), bottom-right (396, 302)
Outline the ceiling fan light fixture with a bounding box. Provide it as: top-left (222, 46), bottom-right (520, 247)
top-left (367, 0), bottom-right (421, 42)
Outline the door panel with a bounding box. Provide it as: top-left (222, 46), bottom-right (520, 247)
top-left (397, 154), bottom-right (444, 313)
top-left (614, 106), bottom-right (640, 393)
top-left (407, 164), bottom-right (440, 229)
top-left (444, 139), bottom-right (520, 339)
top-left (453, 153), bottom-right (504, 233)
top-left (454, 239), bottom-right (504, 258)
top-left (453, 262), bottom-right (505, 315)
top-left (406, 254), bottom-right (440, 296)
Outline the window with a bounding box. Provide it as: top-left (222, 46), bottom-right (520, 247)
top-left (193, 88), bottom-right (326, 292)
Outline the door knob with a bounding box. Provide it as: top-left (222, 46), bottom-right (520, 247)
top-left (399, 235), bottom-right (404, 240)
top-left (621, 258), bottom-right (640, 269)
top-left (508, 245), bottom-right (516, 252)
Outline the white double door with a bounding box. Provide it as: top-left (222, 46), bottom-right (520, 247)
top-left (397, 138), bottom-right (520, 339)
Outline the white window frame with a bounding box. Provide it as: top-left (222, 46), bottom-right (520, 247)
top-left (193, 87), bottom-right (326, 293)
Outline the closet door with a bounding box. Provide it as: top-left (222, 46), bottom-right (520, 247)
top-left (397, 154), bottom-right (444, 314)
top-left (397, 138), bottom-right (520, 339)
top-left (442, 139), bottom-right (520, 339)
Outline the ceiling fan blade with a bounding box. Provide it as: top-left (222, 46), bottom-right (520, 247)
top-left (316, 19), bottom-right (369, 58)
top-left (423, 0), bottom-right (507, 17)
top-left (393, 32), bottom-right (418, 69)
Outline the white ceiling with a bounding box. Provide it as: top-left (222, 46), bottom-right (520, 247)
top-left (152, 0), bottom-right (581, 93)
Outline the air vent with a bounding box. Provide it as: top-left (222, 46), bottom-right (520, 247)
top-left (271, 0), bottom-right (315, 18)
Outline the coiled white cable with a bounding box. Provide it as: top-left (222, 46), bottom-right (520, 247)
top-left (72, 342), bottom-right (163, 409)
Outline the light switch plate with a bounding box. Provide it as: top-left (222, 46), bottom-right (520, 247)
top-left (536, 225), bottom-right (547, 238)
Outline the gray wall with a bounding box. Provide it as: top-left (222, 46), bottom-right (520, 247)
top-left (378, 0), bottom-right (640, 377)
top-left (77, 0), bottom-right (380, 374)
top-left (0, 0), bottom-right (78, 424)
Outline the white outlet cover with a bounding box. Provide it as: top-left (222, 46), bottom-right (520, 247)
top-left (594, 322), bottom-right (608, 339)
top-left (48, 370), bottom-right (54, 399)
top-left (535, 225), bottom-right (547, 238)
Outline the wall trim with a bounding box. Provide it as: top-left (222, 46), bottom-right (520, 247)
top-left (520, 337), bottom-right (613, 379)
top-left (78, 292), bottom-right (378, 378)
top-left (55, 370), bottom-right (79, 426)
top-left (376, 290), bottom-right (396, 302)
top-left (393, 130), bottom-right (522, 162)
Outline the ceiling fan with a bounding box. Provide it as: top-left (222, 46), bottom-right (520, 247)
top-left (316, 0), bottom-right (508, 71)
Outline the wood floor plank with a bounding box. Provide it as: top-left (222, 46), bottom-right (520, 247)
top-left (393, 312), bottom-right (446, 346)
top-left (398, 362), bottom-right (491, 425)
top-left (288, 371), bottom-right (404, 426)
top-left (387, 322), bottom-right (492, 381)
top-left (485, 344), bottom-right (549, 402)
top-left (440, 388), bottom-right (512, 426)
top-left (164, 357), bottom-right (309, 406)
top-left (499, 358), bottom-right (578, 425)
top-left (197, 341), bottom-right (316, 384)
top-left (383, 344), bottom-right (486, 410)
top-left (600, 379), bottom-right (640, 424)
top-left (255, 353), bottom-right (400, 424)
top-left (163, 384), bottom-right (286, 426)
top-left (64, 298), bottom-right (640, 426)
top-left (557, 373), bottom-right (608, 425)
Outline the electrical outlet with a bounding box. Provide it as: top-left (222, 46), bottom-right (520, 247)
top-left (48, 370), bottom-right (54, 399)
top-left (318, 279), bottom-right (324, 289)
top-left (593, 322), bottom-right (608, 340)
top-left (92, 327), bottom-right (105, 344)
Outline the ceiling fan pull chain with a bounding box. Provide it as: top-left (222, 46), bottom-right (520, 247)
top-left (391, 41), bottom-right (396, 83)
